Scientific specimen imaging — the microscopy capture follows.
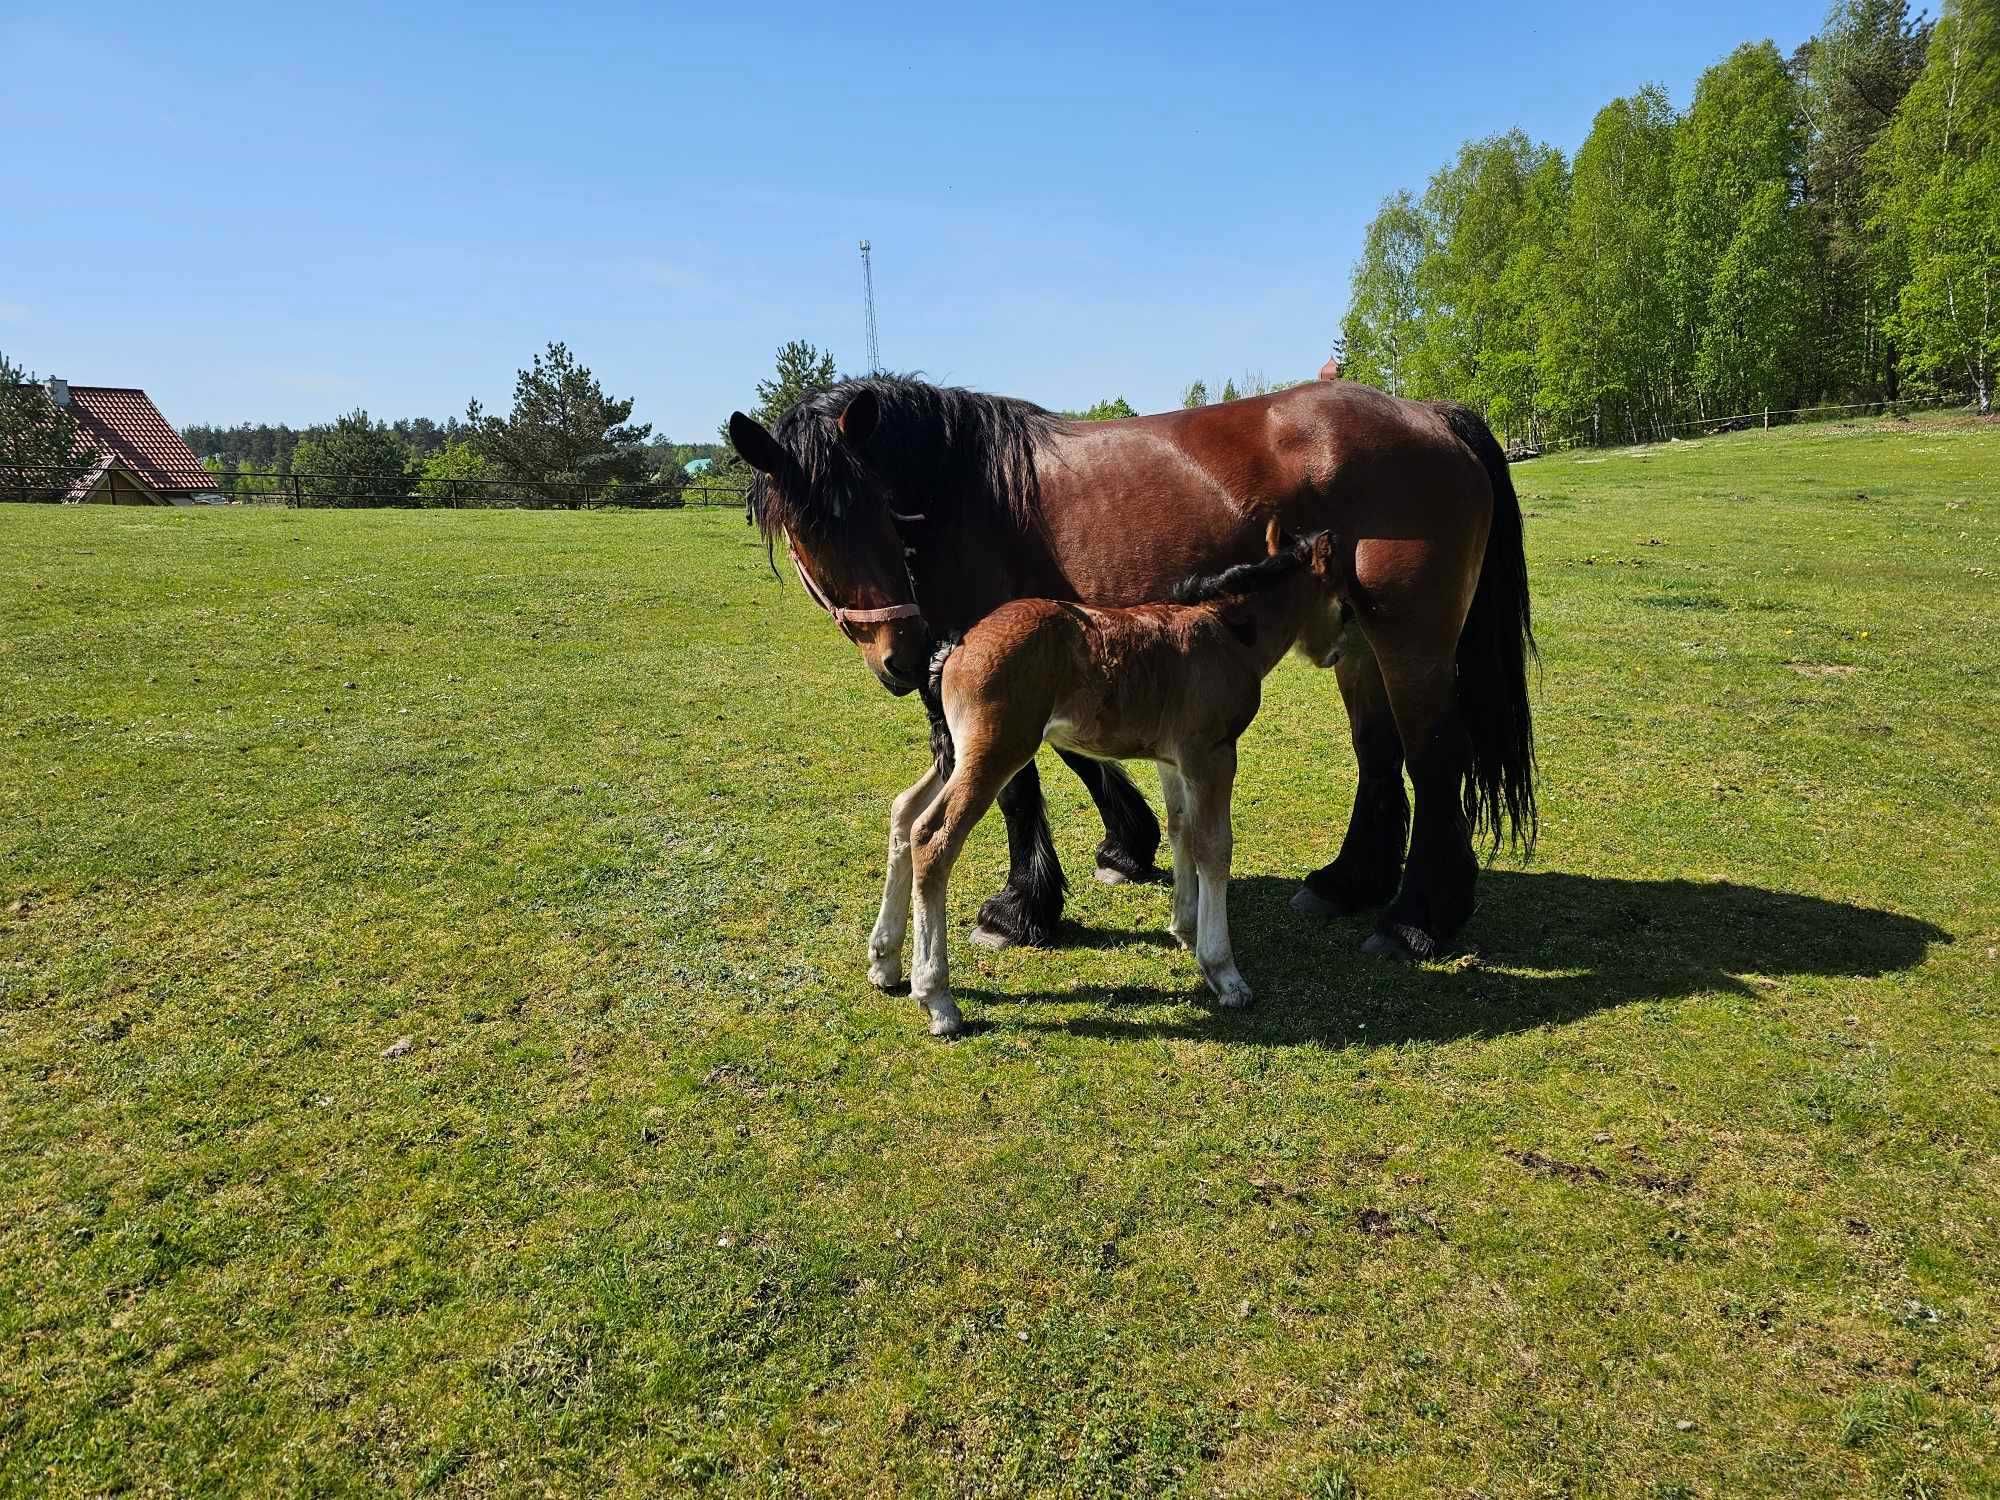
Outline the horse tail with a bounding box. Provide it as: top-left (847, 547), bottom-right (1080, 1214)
top-left (922, 636), bottom-right (962, 776)
top-left (1437, 403), bottom-right (1538, 853)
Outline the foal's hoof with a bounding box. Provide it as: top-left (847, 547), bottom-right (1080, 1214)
top-left (1093, 865), bottom-right (1137, 886)
top-left (969, 924), bottom-right (1016, 950)
top-left (922, 997), bottom-right (965, 1038)
top-left (1204, 968), bottom-right (1254, 1009)
top-left (867, 958), bottom-right (904, 991)
top-left (1362, 923), bottom-right (1436, 963)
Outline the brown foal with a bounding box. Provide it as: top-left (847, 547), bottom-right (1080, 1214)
top-left (868, 523), bottom-right (1347, 1036)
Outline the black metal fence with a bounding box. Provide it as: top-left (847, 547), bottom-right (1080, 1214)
top-left (1, 466), bottom-right (753, 511)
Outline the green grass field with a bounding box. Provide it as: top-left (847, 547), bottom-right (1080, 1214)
top-left (4, 414), bottom-right (1998, 1497)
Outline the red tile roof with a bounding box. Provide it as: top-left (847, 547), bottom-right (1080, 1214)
top-left (62, 386), bottom-right (214, 494)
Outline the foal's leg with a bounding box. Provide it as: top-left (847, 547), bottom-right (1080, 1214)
top-left (869, 762), bottom-right (945, 990)
top-left (1156, 762), bottom-right (1198, 949)
top-left (1056, 749), bottom-right (1162, 884)
top-left (911, 749), bottom-right (1028, 1036)
top-left (1183, 745), bottom-right (1252, 1008)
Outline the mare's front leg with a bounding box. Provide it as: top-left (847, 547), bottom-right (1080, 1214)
top-left (869, 762), bottom-right (945, 989)
top-left (1183, 745), bottom-right (1252, 1008)
top-left (1055, 749), bottom-right (1162, 884)
top-left (972, 760), bottom-right (1066, 950)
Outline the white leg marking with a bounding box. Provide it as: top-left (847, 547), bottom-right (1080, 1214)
top-left (1158, 762), bottom-right (1197, 948)
top-left (869, 766), bottom-right (943, 990)
top-left (1189, 763), bottom-right (1251, 1008)
top-left (910, 872), bottom-right (962, 1036)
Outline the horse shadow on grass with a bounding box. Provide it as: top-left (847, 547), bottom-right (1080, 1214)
top-left (961, 870), bottom-right (1949, 1047)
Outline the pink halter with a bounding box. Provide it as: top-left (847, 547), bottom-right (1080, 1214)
top-left (788, 537), bottom-right (923, 640)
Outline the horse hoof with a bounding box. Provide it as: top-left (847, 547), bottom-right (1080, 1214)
top-left (924, 1000), bottom-right (965, 1038)
top-left (1170, 925), bottom-right (1196, 951)
top-left (1094, 865), bottom-right (1134, 886)
top-left (969, 924), bottom-right (1016, 950)
top-left (1362, 924), bottom-right (1435, 963)
top-left (867, 961), bottom-right (903, 991)
top-left (1290, 886), bottom-right (1340, 919)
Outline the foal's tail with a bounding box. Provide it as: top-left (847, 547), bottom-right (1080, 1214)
top-left (1437, 403), bottom-right (1538, 853)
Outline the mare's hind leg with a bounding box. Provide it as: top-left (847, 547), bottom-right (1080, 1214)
top-left (1181, 745), bottom-right (1251, 1008)
top-left (1362, 651), bottom-right (1479, 962)
top-left (869, 762), bottom-right (946, 989)
top-left (1156, 763), bottom-right (1198, 948)
top-left (912, 746), bottom-right (1035, 1036)
top-left (1056, 749), bottom-right (1162, 884)
top-left (973, 760), bottom-right (1066, 950)
top-left (1294, 635), bottom-right (1409, 918)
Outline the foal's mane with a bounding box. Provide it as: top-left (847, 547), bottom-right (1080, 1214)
top-left (1169, 534), bottom-right (1318, 605)
top-left (747, 374), bottom-right (1060, 542)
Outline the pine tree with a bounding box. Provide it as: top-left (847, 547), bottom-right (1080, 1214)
top-left (470, 342), bottom-right (659, 505)
top-left (0, 352), bottom-right (100, 501)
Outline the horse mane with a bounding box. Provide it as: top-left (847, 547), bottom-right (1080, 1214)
top-left (1169, 534), bottom-right (1318, 605)
top-left (747, 374), bottom-right (1060, 542)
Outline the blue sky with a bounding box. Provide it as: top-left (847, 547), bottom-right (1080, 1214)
top-left (3, 1), bottom-right (1830, 440)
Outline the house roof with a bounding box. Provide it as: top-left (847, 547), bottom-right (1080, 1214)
top-left (60, 386), bottom-right (214, 493)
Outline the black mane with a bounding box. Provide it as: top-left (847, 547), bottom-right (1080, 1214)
top-left (747, 374), bottom-right (1061, 542)
top-left (1170, 534), bottom-right (1319, 605)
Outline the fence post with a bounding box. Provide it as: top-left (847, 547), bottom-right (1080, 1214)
top-left (1763, 406), bottom-right (1770, 430)
top-left (291, 473), bottom-right (303, 508)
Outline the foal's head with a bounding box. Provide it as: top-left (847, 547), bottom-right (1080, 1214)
top-left (1284, 523), bottom-right (1350, 668)
top-left (730, 390), bottom-right (931, 696)
top-left (1172, 518), bottom-right (1350, 665)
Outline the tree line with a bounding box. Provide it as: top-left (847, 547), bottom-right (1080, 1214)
top-left (1336, 0), bottom-right (1998, 446)
top-left (185, 344), bottom-right (736, 507)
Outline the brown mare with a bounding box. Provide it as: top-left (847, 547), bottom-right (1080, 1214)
top-left (730, 375), bottom-right (1534, 966)
top-left (869, 524), bottom-right (1347, 1035)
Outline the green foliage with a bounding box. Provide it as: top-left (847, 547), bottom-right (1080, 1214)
top-left (1345, 5), bottom-right (1989, 445)
top-left (469, 341), bottom-right (660, 504)
top-left (1666, 43), bottom-right (1817, 418)
top-left (1181, 379), bottom-right (1209, 407)
top-left (724, 340), bottom-right (839, 449)
top-left (1220, 377), bottom-right (1240, 402)
top-left (1341, 192), bottom-right (1428, 396)
top-left (1793, 0), bottom-right (1933, 395)
top-left (290, 409), bottom-right (415, 506)
top-left (1417, 131), bottom-right (1569, 440)
top-left (1063, 396), bottom-right (1139, 421)
top-left (1870, 0), bottom-right (2000, 410)
top-left (1538, 89), bottom-right (1679, 444)
top-left (416, 438), bottom-right (499, 507)
top-left (0, 352), bottom-right (100, 501)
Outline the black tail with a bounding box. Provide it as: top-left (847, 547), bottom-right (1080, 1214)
top-left (1436, 403), bottom-right (1538, 853)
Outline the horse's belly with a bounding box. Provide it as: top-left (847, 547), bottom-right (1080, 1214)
top-left (1044, 716), bottom-right (1154, 763)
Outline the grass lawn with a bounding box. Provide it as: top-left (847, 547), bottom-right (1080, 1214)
top-left (3, 413), bottom-right (1997, 1497)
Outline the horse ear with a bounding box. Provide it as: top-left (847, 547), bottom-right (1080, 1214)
top-left (1265, 516), bottom-right (1284, 556)
top-left (729, 412), bottom-right (788, 476)
top-left (837, 390), bottom-right (879, 448)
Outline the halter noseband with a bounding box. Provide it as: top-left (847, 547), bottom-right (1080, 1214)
top-left (788, 537), bottom-right (923, 641)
